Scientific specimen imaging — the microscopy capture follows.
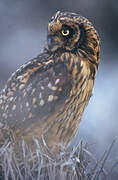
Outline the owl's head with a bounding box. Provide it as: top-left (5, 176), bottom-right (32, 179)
top-left (47, 11), bottom-right (100, 64)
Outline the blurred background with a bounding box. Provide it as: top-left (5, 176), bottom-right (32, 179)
top-left (0, 0), bottom-right (118, 177)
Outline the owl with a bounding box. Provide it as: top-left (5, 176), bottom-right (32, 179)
top-left (0, 11), bottom-right (100, 156)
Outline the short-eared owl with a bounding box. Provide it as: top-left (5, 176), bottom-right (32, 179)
top-left (0, 11), bottom-right (100, 155)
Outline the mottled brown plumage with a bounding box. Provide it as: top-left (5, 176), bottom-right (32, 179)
top-left (0, 11), bottom-right (100, 156)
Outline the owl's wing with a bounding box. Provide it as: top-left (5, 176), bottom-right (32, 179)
top-left (0, 53), bottom-right (72, 134)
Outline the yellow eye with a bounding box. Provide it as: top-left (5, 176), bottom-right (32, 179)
top-left (61, 29), bottom-right (70, 36)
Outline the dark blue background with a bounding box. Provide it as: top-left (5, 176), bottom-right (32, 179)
top-left (0, 0), bottom-right (118, 177)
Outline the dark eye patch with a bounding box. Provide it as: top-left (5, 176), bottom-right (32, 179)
top-left (61, 25), bottom-right (74, 39)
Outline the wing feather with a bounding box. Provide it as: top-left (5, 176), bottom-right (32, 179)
top-left (0, 53), bottom-right (72, 134)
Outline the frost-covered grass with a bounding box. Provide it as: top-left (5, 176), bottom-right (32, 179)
top-left (0, 139), bottom-right (117, 180)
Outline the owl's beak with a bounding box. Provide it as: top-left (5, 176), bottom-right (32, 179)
top-left (47, 35), bottom-right (53, 48)
top-left (47, 35), bottom-right (59, 51)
